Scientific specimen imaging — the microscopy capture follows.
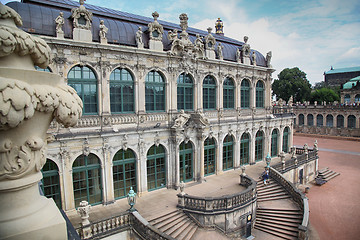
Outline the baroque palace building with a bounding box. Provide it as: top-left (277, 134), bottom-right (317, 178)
top-left (7, 0), bottom-right (294, 212)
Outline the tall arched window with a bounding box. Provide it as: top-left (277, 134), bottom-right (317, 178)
top-left (241, 79), bottom-right (250, 109)
top-left (344, 94), bottom-right (350, 104)
top-left (240, 133), bottom-right (250, 165)
top-left (72, 154), bottom-right (102, 207)
top-left (326, 114), bottom-right (333, 127)
top-left (41, 159), bottom-right (61, 208)
top-left (348, 115), bottom-right (356, 128)
top-left (177, 73), bottom-right (193, 111)
top-left (68, 65), bottom-right (98, 115)
top-left (204, 137), bottom-right (216, 175)
top-left (282, 127), bottom-right (289, 153)
top-left (113, 149), bottom-right (136, 199)
top-left (337, 115), bottom-right (344, 128)
top-left (146, 71), bottom-right (165, 111)
top-left (147, 145), bottom-right (166, 191)
top-left (307, 114), bottom-right (314, 126)
top-left (110, 68), bottom-right (134, 113)
top-left (317, 114), bottom-right (323, 127)
top-left (255, 131), bottom-right (264, 161)
top-left (271, 129), bottom-right (279, 157)
top-left (203, 75), bottom-right (216, 110)
top-left (223, 77), bottom-right (235, 109)
top-left (256, 81), bottom-right (264, 108)
top-left (223, 135), bottom-right (234, 170)
top-left (299, 114), bottom-right (304, 126)
top-left (179, 141), bottom-right (193, 182)
top-left (355, 94), bottom-right (360, 103)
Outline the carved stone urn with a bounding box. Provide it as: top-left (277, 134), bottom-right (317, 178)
top-left (0, 3), bottom-right (82, 239)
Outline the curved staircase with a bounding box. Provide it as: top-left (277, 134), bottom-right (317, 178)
top-left (255, 179), bottom-right (302, 240)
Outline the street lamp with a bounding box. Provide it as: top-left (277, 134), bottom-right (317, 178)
top-left (127, 187), bottom-right (137, 212)
top-left (265, 153), bottom-right (271, 168)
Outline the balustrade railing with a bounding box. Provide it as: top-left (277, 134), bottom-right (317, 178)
top-left (178, 175), bottom-right (256, 214)
top-left (272, 147), bottom-right (317, 173)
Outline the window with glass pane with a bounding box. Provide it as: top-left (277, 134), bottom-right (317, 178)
top-left (179, 141), bottom-right (193, 182)
top-left (299, 114), bottom-right (304, 126)
top-left (282, 127), bottom-right (289, 153)
top-left (35, 66), bottom-right (51, 72)
top-left (271, 129), bottom-right (278, 157)
top-left (240, 133), bottom-right (250, 165)
top-left (147, 145), bottom-right (166, 191)
top-left (241, 79), bottom-right (250, 108)
top-left (317, 115), bottom-right (323, 127)
top-left (72, 154), bottom-right (102, 207)
top-left (203, 75), bottom-right (216, 110)
top-left (204, 138), bottom-right (216, 175)
top-left (326, 115), bottom-right (333, 127)
top-left (223, 77), bottom-right (234, 109)
top-left (146, 71), bottom-right (165, 111)
top-left (255, 131), bottom-right (264, 161)
top-left (223, 135), bottom-right (234, 170)
top-left (256, 81), bottom-right (264, 108)
top-left (344, 94), bottom-right (350, 104)
top-left (113, 149), bottom-right (136, 199)
top-left (177, 73), bottom-right (193, 111)
top-left (41, 159), bottom-right (61, 208)
top-left (348, 115), bottom-right (356, 128)
top-left (110, 68), bottom-right (134, 113)
top-left (355, 94), bottom-right (360, 103)
top-left (337, 115), bottom-right (344, 128)
top-left (68, 66), bottom-right (98, 115)
top-left (307, 114), bottom-right (314, 126)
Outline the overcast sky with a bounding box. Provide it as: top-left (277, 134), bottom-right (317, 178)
top-left (3, 0), bottom-right (360, 85)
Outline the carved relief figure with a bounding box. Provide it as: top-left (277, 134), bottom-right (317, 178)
top-left (55, 12), bottom-right (64, 34)
top-left (99, 20), bottom-right (108, 39)
top-left (136, 27), bottom-right (143, 48)
top-left (195, 34), bottom-right (204, 49)
top-left (172, 110), bottom-right (190, 129)
top-left (167, 29), bottom-right (178, 42)
top-left (217, 43), bottom-right (223, 60)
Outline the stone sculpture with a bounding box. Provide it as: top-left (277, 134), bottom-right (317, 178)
top-left (99, 20), bottom-right (108, 44)
top-left (204, 27), bottom-right (216, 59)
top-left (55, 11), bottom-right (64, 38)
top-left (148, 11), bottom-right (164, 51)
top-left (217, 43), bottom-right (223, 60)
top-left (71, 0), bottom-right (93, 42)
top-left (0, 3), bottom-right (82, 239)
top-left (136, 27), bottom-right (143, 48)
top-left (241, 36), bottom-right (251, 65)
top-left (252, 51), bottom-right (256, 66)
top-left (236, 48), bottom-right (241, 63)
top-left (266, 51), bottom-right (272, 68)
top-left (172, 110), bottom-right (190, 129)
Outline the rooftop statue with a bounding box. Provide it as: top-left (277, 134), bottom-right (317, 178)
top-left (266, 51), bottom-right (272, 68)
top-left (242, 36), bottom-right (250, 57)
top-left (55, 12), bottom-right (64, 34)
top-left (71, 0), bottom-right (93, 30)
top-left (217, 43), bottom-right (223, 60)
top-left (136, 27), bottom-right (143, 48)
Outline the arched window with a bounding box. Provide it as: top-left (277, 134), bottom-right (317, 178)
top-left (256, 81), bottom-right (264, 108)
top-left (337, 115), bottom-right (344, 128)
top-left (240, 133), bottom-right (250, 165)
top-left (145, 71), bottom-right (165, 112)
top-left (35, 66), bottom-right (51, 72)
top-left (113, 149), bottom-right (136, 199)
top-left (110, 68), bottom-right (134, 113)
top-left (203, 75), bottom-right (216, 110)
top-left (317, 114), bottom-right (323, 127)
top-left (307, 114), bottom-right (314, 126)
top-left (299, 114), bottom-right (304, 126)
top-left (204, 137), bottom-right (216, 175)
top-left (223, 77), bottom-right (235, 109)
top-left (348, 115), bottom-right (356, 128)
top-left (255, 131), bottom-right (264, 161)
top-left (177, 73), bottom-right (193, 111)
top-left (179, 141), bottom-right (193, 182)
top-left (147, 145), bottom-right (166, 190)
top-left (223, 135), bottom-right (234, 170)
top-left (355, 94), bottom-right (360, 103)
top-left (241, 79), bottom-right (250, 109)
top-left (68, 66), bottom-right (98, 115)
top-left (326, 114), bottom-right (333, 127)
top-left (41, 159), bottom-right (61, 208)
top-left (282, 127), bottom-right (290, 153)
top-left (344, 94), bottom-right (350, 104)
top-left (72, 154), bottom-right (102, 207)
top-left (271, 129), bottom-right (279, 157)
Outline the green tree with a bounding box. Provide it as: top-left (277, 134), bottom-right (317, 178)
top-left (272, 67), bottom-right (311, 102)
top-left (310, 88), bottom-right (340, 103)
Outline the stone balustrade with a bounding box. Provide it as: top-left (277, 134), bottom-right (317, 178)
top-left (269, 167), bottom-right (309, 240)
top-left (272, 147), bottom-right (317, 173)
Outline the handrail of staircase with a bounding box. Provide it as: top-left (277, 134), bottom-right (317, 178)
top-left (177, 175), bottom-right (257, 214)
top-left (130, 211), bottom-right (176, 240)
top-left (269, 167), bottom-right (309, 240)
top-left (272, 147), bottom-right (317, 173)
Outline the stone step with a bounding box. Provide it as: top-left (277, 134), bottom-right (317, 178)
top-left (159, 214), bottom-right (188, 234)
top-left (318, 167), bottom-right (329, 174)
top-left (257, 188), bottom-right (286, 197)
top-left (256, 220), bottom-right (299, 235)
top-left (254, 224), bottom-right (298, 240)
top-left (257, 195), bottom-right (292, 202)
top-left (172, 219), bottom-right (194, 239)
top-left (256, 217), bottom-right (300, 229)
top-left (179, 224), bottom-right (198, 240)
top-left (257, 184), bottom-right (283, 193)
top-left (149, 212), bottom-right (183, 229)
top-left (256, 212), bottom-right (302, 221)
top-left (148, 210), bottom-right (179, 224)
top-left (321, 171), bottom-right (340, 181)
top-left (257, 208), bottom-right (302, 216)
top-left (257, 191), bottom-right (290, 200)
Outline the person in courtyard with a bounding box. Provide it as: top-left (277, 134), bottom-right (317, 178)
top-left (263, 168), bottom-right (269, 185)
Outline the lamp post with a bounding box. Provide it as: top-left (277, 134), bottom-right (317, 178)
top-left (127, 187), bottom-right (137, 212)
top-left (265, 153), bottom-right (271, 168)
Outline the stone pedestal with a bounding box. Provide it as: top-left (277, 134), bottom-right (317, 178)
top-left (206, 49), bottom-right (215, 60)
top-left (149, 39), bottom-right (163, 51)
top-left (100, 37), bottom-right (107, 44)
top-left (243, 56), bottom-right (251, 65)
top-left (73, 28), bottom-right (92, 42)
top-left (56, 32), bottom-right (64, 39)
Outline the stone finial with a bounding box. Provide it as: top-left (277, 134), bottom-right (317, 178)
top-left (314, 140), bottom-right (318, 151)
top-left (207, 27), bottom-right (212, 33)
top-left (241, 166), bottom-right (246, 176)
top-left (304, 143), bottom-right (309, 154)
top-left (215, 18), bottom-right (224, 35)
top-left (291, 146), bottom-right (296, 158)
top-left (152, 11), bottom-right (159, 21)
top-left (179, 13), bottom-right (188, 32)
top-left (78, 201), bottom-right (91, 226)
top-left (179, 181), bottom-right (185, 195)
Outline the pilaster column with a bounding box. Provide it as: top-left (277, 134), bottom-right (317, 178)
top-left (250, 129), bottom-right (256, 164)
top-left (217, 133), bottom-right (224, 174)
top-left (196, 132), bottom-right (205, 182)
top-left (279, 126), bottom-right (284, 154)
top-left (234, 131), bottom-right (241, 168)
top-left (137, 139), bottom-right (147, 195)
top-left (100, 63), bottom-right (111, 114)
top-left (137, 75), bottom-right (146, 113)
top-left (103, 143), bottom-right (113, 203)
top-left (218, 80), bottom-right (223, 111)
top-left (169, 73), bottom-right (177, 113)
top-left (264, 128), bottom-right (271, 159)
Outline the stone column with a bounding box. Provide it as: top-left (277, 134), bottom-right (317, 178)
top-left (217, 134), bottom-right (223, 174)
top-left (0, 4), bottom-right (83, 239)
top-left (218, 80), bottom-right (223, 112)
top-left (279, 126), bottom-right (284, 154)
top-left (264, 128), bottom-right (270, 159)
top-left (249, 129), bottom-right (256, 164)
top-left (197, 132), bottom-right (205, 182)
top-left (234, 131), bottom-right (241, 168)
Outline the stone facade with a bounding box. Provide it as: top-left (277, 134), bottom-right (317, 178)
top-left (7, 0), bottom-right (294, 213)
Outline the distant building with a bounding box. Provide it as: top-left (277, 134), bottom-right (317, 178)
top-left (340, 76), bottom-right (360, 104)
top-left (324, 66), bottom-right (360, 87)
